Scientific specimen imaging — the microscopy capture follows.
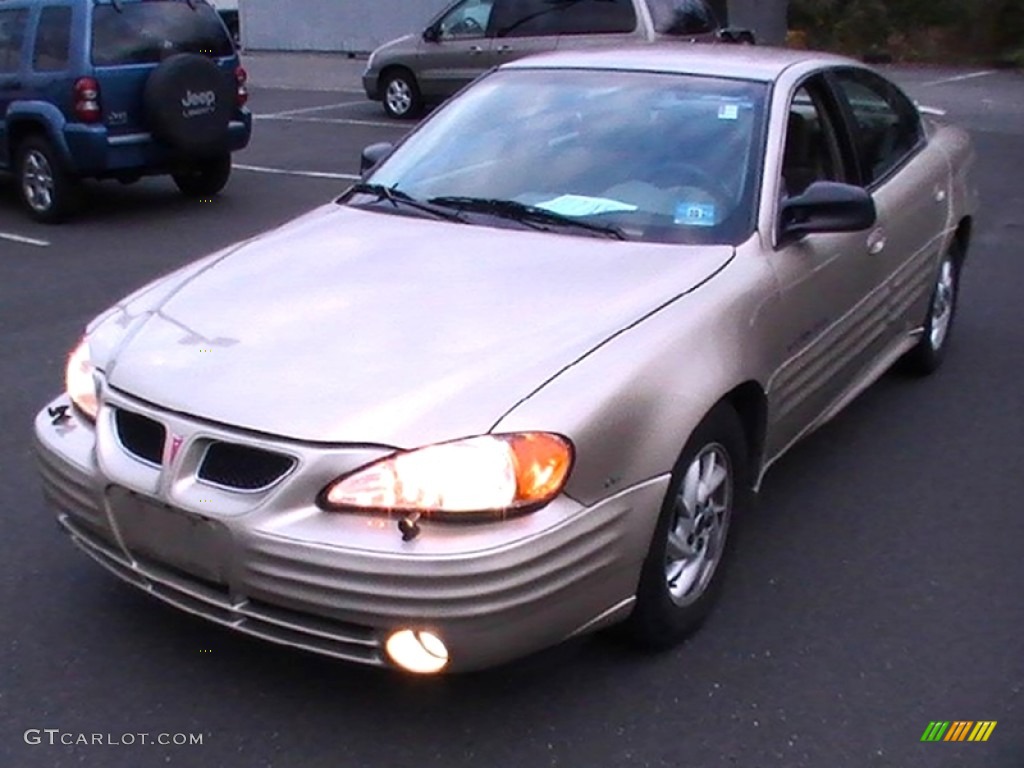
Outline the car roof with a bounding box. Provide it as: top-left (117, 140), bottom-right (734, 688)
top-left (500, 44), bottom-right (859, 83)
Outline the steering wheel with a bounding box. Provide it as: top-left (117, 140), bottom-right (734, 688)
top-left (647, 161), bottom-right (733, 204)
top-left (450, 16), bottom-right (484, 36)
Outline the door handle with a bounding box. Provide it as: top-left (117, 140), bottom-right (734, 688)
top-left (496, 45), bottom-right (512, 53)
top-left (867, 228), bottom-right (887, 255)
top-left (469, 45), bottom-right (484, 54)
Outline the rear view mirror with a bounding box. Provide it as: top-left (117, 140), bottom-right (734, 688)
top-left (360, 142), bottom-right (395, 175)
top-left (423, 25), bottom-right (440, 43)
top-left (780, 181), bottom-right (876, 240)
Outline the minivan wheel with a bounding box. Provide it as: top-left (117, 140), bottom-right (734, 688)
top-left (172, 154), bottom-right (232, 198)
top-left (625, 404), bottom-right (749, 649)
top-left (17, 137), bottom-right (79, 223)
top-left (382, 70), bottom-right (424, 120)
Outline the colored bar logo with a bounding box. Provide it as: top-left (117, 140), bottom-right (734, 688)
top-left (921, 721), bottom-right (997, 742)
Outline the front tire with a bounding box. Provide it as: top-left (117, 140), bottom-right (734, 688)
top-left (625, 404), bottom-right (750, 649)
top-left (172, 154), bottom-right (231, 199)
top-left (381, 69), bottom-right (424, 120)
top-left (16, 137), bottom-right (80, 223)
top-left (900, 243), bottom-right (962, 375)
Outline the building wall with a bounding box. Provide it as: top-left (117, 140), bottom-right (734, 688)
top-left (242, 0), bottom-right (787, 53)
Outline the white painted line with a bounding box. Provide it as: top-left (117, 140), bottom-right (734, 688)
top-left (254, 114), bottom-right (408, 129)
top-left (263, 100), bottom-right (366, 118)
top-left (235, 163), bottom-right (360, 181)
top-left (0, 231), bottom-right (50, 247)
top-left (918, 105), bottom-right (947, 116)
top-left (921, 70), bottom-right (996, 87)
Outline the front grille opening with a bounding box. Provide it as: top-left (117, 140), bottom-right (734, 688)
top-left (114, 409), bottom-right (166, 465)
top-left (198, 443), bottom-right (294, 491)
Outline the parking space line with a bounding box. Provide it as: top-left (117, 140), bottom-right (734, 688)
top-left (254, 115), bottom-right (409, 129)
top-left (921, 70), bottom-right (996, 87)
top-left (235, 163), bottom-right (360, 181)
top-left (0, 231), bottom-right (50, 247)
top-left (263, 101), bottom-right (366, 118)
top-left (918, 105), bottom-right (948, 116)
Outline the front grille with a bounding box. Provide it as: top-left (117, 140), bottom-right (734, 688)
top-left (198, 442), bottom-right (294, 491)
top-left (114, 409), bottom-right (166, 465)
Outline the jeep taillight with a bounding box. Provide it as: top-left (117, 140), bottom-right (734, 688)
top-left (73, 77), bottom-right (102, 123)
top-left (234, 66), bottom-right (248, 108)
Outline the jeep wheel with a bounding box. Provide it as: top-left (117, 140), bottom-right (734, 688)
top-left (17, 137), bottom-right (80, 224)
top-left (172, 154), bottom-right (232, 198)
top-left (144, 53), bottom-right (234, 156)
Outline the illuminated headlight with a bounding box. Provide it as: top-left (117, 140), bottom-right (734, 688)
top-left (386, 630), bottom-right (449, 674)
top-left (320, 433), bottom-right (574, 517)
top-left (65, 339), bottom-right (99, 420)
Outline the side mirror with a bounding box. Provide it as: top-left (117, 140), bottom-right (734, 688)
top-left (423, 24), bottom-right (440, 43)
top-left (780, 181), bottom-right (876, 240)
top-left (360, 142), bottom-right (395, 175)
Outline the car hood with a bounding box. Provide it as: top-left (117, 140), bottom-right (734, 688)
top-left (103, 205), bottom-right (733, 447)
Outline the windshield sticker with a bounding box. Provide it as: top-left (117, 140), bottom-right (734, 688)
top-left (534, 195), bottom-right (638, 218)
top-left (718, 104), bottom-right (740, 121)
top-left (675, 202), bottom-right (717, 227)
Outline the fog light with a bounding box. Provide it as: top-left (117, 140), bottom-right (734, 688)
top-left (385, 630), bottom-right (449, 674)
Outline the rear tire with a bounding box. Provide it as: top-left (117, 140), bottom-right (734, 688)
top-left (172, 154), bottom-right (231, 198)
top-left (899, 243), bottom-right (962, 376)
top-left (625, 404), bottom-right (750, 649)
top-left (16, 136), bottom-right (80, 224)
top-left (381, 69), bottom-right (424, 120)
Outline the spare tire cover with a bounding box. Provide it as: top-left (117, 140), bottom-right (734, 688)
top-left (144, 53), bottom-right (234, 157)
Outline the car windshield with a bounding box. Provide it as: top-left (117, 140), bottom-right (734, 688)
top-left (92, 1), bottom-right (233, 66)
top-left (361, 68), bottom-right (768, 245)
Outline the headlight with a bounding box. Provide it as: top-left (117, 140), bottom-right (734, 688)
top-left (65, 339), bottom-right (99, 420)
top-left (320, 433), bottom-right (574, 517)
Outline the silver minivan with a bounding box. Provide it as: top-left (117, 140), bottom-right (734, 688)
top-left (362, 0), bottom-right (753, 118)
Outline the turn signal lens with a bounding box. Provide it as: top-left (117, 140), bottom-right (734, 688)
top-left (65, 339), bottom-right (98, 420)
top-left (321, 433), bottom-right (573, 516)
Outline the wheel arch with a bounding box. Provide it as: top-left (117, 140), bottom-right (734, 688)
top-left (720, 380), bottom-right (768, 488)
top-left (952, 216), bottom-right (972, 267)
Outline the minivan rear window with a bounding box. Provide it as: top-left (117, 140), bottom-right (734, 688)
top-left (92, 1), bottom-right (232, 66)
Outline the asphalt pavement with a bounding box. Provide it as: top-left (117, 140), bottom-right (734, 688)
top-left (1, 54), bottom-right (1022, 768)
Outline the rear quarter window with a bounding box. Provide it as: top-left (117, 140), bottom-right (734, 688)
top-left (91, 1), bottom-right (233, 66)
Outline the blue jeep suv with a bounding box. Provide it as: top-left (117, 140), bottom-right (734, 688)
top-left (0, 0), bottom-right (251, 222)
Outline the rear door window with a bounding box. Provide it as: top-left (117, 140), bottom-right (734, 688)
top-left (830, 68), bottom-right (924, 185)
top-left (92, 1), bottom-right (233, 66)
top-left (0, 8), bottom-right (29, 73)
top-left (491, 0), bottom-right (635, 37)
top-left (33, 6), bottom-right (72, 72)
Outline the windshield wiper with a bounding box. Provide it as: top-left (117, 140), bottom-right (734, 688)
top-left (346, 183), bottom-right (466, 223)
top-left (428, 196), bottom-right (627, 240)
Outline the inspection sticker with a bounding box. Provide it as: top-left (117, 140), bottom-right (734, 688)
top-left (675, 202), bottom-right (717, 227)
top-left (718, 104), bottom-right (739, 120)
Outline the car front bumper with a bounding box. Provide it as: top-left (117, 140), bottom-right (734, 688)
top-left (362, 71), bottom-right (380, 102)
top-left (34, 392), bottom-right (665, 673)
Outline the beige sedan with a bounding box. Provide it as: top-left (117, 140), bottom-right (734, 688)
top-left (35, 46), bottom-right (977, 674)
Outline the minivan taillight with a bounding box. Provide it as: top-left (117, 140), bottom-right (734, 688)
top-left (73, 77), bottom-right (102, 123)
top-left (234, 66), bottom-right (248, 108)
